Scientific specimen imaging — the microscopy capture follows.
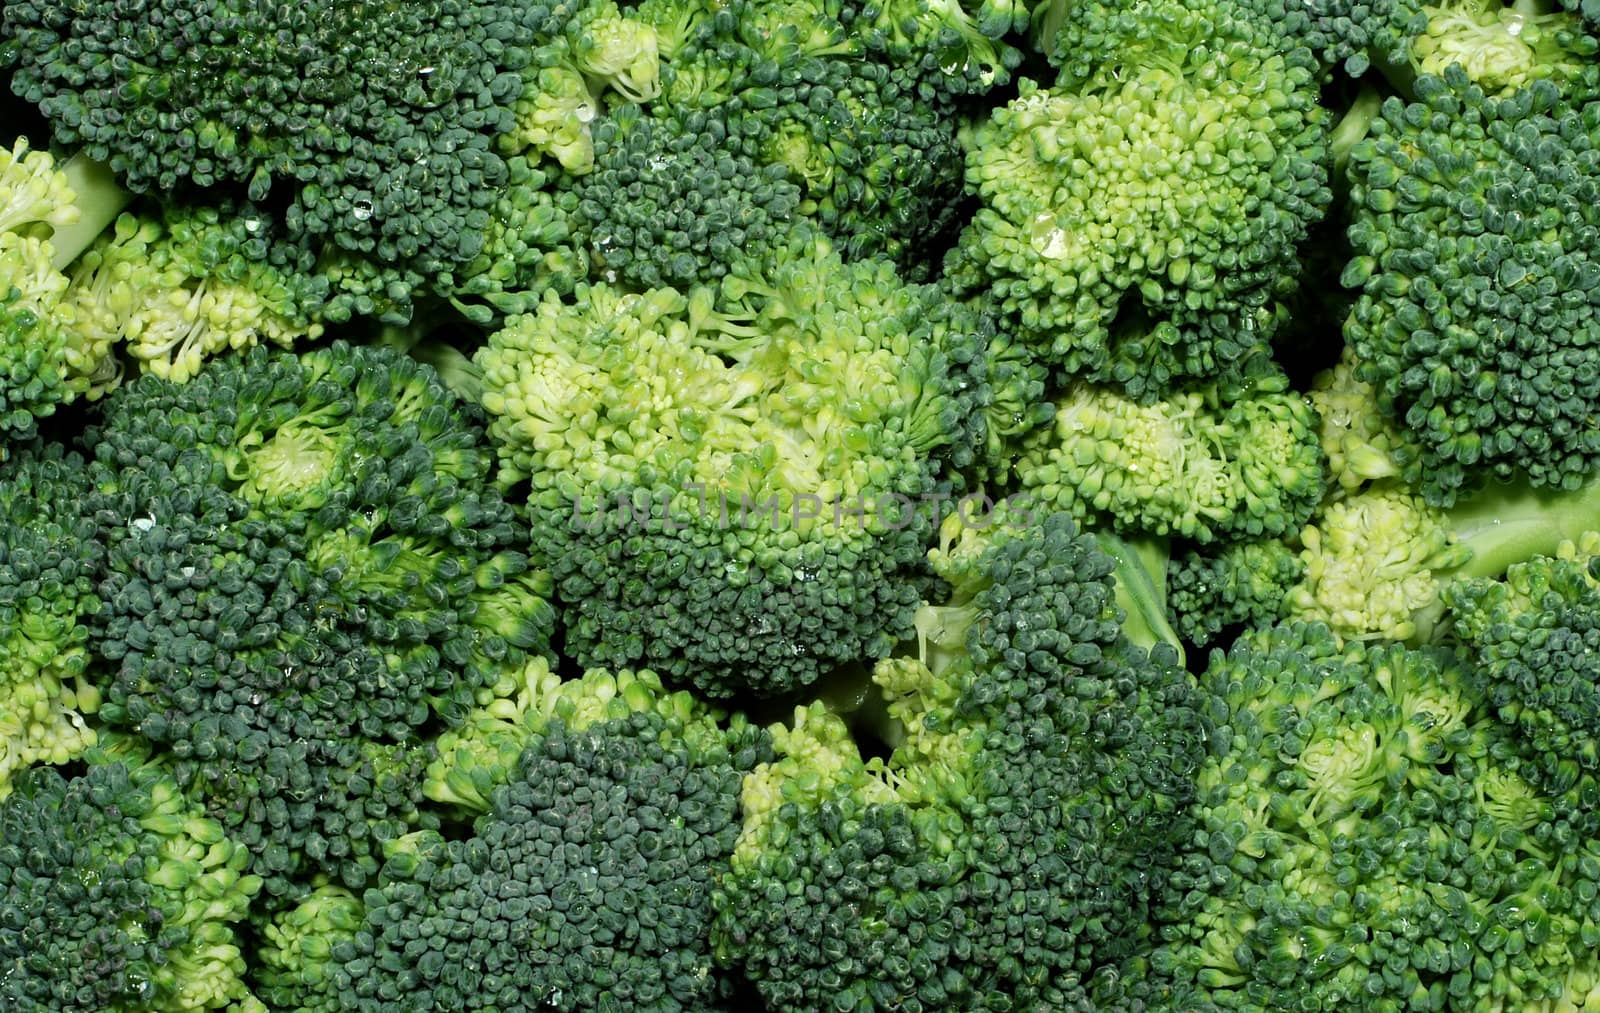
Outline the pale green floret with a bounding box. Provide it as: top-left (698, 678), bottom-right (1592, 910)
top-left (1014, 374), bottom-right (1326, 544)
top-left (1308, 346), bottom-right (1412, 494)
top-left (253, 883), bottom-right (365, 1010)
top-left (1290, 475), bottom-right (1600, 641)
top-left (0, 139), bottom-right (131, 438)
top-left (1289, 484), bottom-right (1470, 640)
top-left (1412, 0), bottom-right (1598, 94)
top-left (952, 0), bottom-right (1330, 390)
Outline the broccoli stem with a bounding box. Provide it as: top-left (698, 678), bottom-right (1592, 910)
top-left (1448, 474), bottom-right (1600, 581)
top-left (1330, 84), bottom-right (1384, 174)
top-left (1413, 472), bottom-right (1600, 638)
top-left (1096, 533), bottom-right (1186, 663)
top-left (49, 151), bottom-right (130, 270)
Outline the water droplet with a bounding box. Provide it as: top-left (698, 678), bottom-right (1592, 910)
top-left (418, 65), bottom-right (436, 79)
top-left (180, 566), bottom-right (196, 579)
top-left (352, 200), bottom-right (374, 221)
top-left (243, 216), bottom-right (262, 234)
top-left (576, 102), bottom-right (597, 124)
top-left (1029, 212), bottom-right (1072, 259)
top-left (130, 514), bottom-right (156, 533)
top-left (1504, 11), bottom-right (1525, 35)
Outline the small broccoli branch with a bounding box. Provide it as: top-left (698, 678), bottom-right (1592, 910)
top-left (1095, 532), bottom-right (1186, 663)
top-left (49, 152), bottom-right (131, 270)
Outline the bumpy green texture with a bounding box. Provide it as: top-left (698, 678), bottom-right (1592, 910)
top-left (1410, 0), bottom-right (1599, 96)
top-left (0, 744), bottom-right (263, 1012)
top-left (1287, 0), bottom-right (1430, 75)
top-left (2, 0), bottom-right (555, 260)
top-left (1344, 69), bottom-right (1600, 505)
top-left (0, 138), bottom-right (128, 440)
top-left (1308, 345), bottom-right (1413, 493)
top-left (1148, 624), bottom-right (1600, 1010)
top-left (83, 341), bottom-right (554, 899)
top-left (477, 240), bottom-right (990, 700)
top-left (1448, 532), bottom-right (1600, 818)
top-left (1289, 472), bottom-right (1600, 641)
top-left (951, 0), bottom-right (1330, 393)
top-left (252, 884), bottom-right (365, 1013)
top-left (712, 511), bottom-right (1209, 1011)
top-left (69, 199), bottom-right (329, 383)
top-left (311, 666), bottom-right (771, 1012)
top-left (1013, 368), bottom-right (1327, 544)
top-left (0, 442), bottom-right (103, 795)
top-left (573, 104), bottom-right (803, 291)
top-left (1167, 537), bottom-right (1304, 649)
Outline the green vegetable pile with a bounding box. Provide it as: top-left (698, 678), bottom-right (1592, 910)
top-left (3, 0), bottom-right (1600, 1009)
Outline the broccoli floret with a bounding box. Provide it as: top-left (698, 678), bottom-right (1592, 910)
top-left (307, 665), bottom-right (772, 1012)
top-left (1446, 532), bottom-right (1600, 817)
top-left (1167, 536), bottom-right (1305, 649)
top-left (67, 198), bottom-right (329, 383)
top-left (1013, 365), bottom-right (1328, 544)
top-left (0, 739), bottom-right (263, 1011)
top-left (82, 341), bottom-right (552, 898)
top-left (476, 239), bottom-right (987, 700)
top-left (572, 103), bottom-right (804, 292)
top-left (1343, 68), bottom-right (1600, 504)
top-left (712, 510), bottom-right (1209, 1010)
top-left (1410, 0), bottom-right (1599, 95)
top-left (952, 0), bottom-right (1331, 391)
top-left (1149, 623), bottom-right (1600, 1009)
top-left (1288, 468), bottom-right (1600, 640)
top-left (251, 883), bottom-right (365, 1013)
top-left (0, 441), bottom-right (103, 794)
top-left (1307, 344), bottom-right (1414, 493)
top-left (1, 0), bottom-right (618, 320)
top-left (0, 137), bottom-right (129, 439)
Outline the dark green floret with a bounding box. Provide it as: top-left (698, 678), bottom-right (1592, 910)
top-left (311, 665), bottom-right (771, 1012)
top-left (82, 341), bottom-right (553, 899)
top-left (476, 238), bottom-right (991, 700)
top-left (1343, 67), bottom-right (1600, 504)
top-left (1167, 537), bottom-right (1305, 649)
top-left (1147, 623), bottom-right (1600, 1009)
top-left (0, 740), bottom-right (262, 1011)
top-left (711, 510), bottom-right (1209, 1010)
top-left (0, 441), bottom-right (104, 794)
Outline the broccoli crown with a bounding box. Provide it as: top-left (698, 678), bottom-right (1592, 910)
top-left (712, 511), bottom-right (1210, 1010)
top-left (1344, 68), bottom-right (1600, 505)
top-left (1167, 536), bottom-right (1305, 649)
top-left (252, 883), bottom-right (365, 1013)
top-left (1447, 532), bottom-right (1600, 813)
top-left (0, 0), bottom-right (590, 300)
top-left (0, 441), bottom-right (103, 794)
top-left (1289, 470), bottom-right (1600, 642)
top-left (0, 744), bottom-right (262, 1011)
top-left (951, 0), bottom-right (1331, 391)
top-left (605, 0), bottom-right (970, 275)
top-left (327, 666), bottom-right (771, 1012)
top-left (1014, 366), bottom-right (1328, 544)
top-left (82, 341), bottom-right (551, 897)
top-left (1307, 343), bottom-right (1414, 492)
top-left (1286, 0), bottom-right (1430, 75)
top-left (476, 241), bottom-right (985, 700)
top-left (1151, 623), bottom-right (1600, 1009)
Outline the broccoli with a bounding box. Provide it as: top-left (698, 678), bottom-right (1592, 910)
top-left (951, 0), bottom-right (1332, 393)
top-left (1012, 365), bottom-right (1328, 545)
top-left (1166, 536), bottom-right (1306, 649)
top-left (0, 738), bottom-right (263, 1011)
top-left (476, 237), bottom-right (993, 700)
top-left (711, 509), bottom-right (1209, 1010)
top-left (276, 663), bottom-right (772, 1012)
top-left (1343, 67), bottom-right (1600, 505)
top-left (1446, 531), bottom-right (1600, 819)
top-left (82, 341), bottom-right (554, 898)
top-left (1288, 466), bottom-right (1600, 641)
top-left (0, 441), bottom-right (103, 794)
top-left (67, 197), bottom-right (331, 383)
top-left (0, 136), bottom-right (129, 439)
top-left (1146, 622), bottom-right (1600, 1009)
